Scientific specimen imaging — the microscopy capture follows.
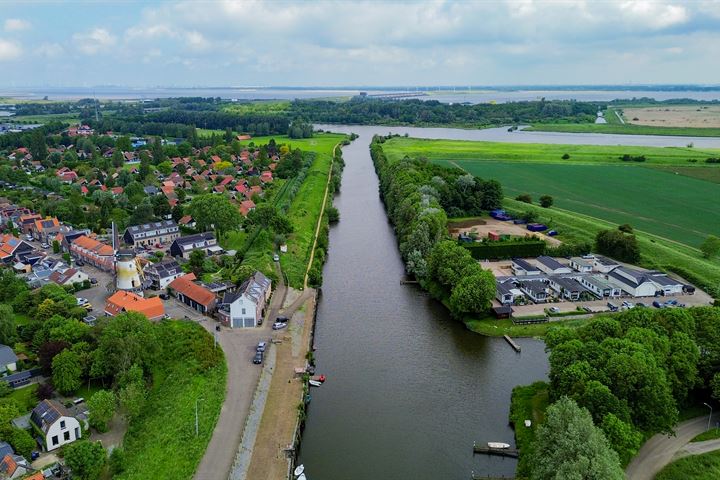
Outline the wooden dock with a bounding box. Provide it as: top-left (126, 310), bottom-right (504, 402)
top-left (471, 475), bottom-right (515, 480)
top-left (503, 335), bottom-right (521, 352)
top-left (473, 443), bottom-right (519, 458)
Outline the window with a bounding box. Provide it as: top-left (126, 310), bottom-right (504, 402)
top-left (241, 308), bottom-right (246, 315)
top-left (75, 427), bottom-right (80, 439)
top-left (52, 435), bottom-right (58, 446)
top-left (60, 420), bottom-right (65, 429)
top-left (64, 431), bottom-right (70, 441)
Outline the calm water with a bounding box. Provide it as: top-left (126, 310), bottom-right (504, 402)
top-left (297, 127), bottom-right (549, 480)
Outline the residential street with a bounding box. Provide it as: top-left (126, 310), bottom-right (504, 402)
top-left (626, 414), bottom-right (720, 480)
top-left (192, 263), bottom-right (287, 480)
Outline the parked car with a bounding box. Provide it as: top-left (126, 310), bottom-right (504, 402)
top-left (276, 316), bottom-right (289, 323)
top-left (76, 260), bottom-right (85, 267)
top-left (272, 322), bottom-right (288, 330)
top-left (76, 297), bottom-right (89, 306)
top-left (159, 293), bottom-right (169, 300)
top-left (666, 299), bottom-right (678, 306)
top-left (548, 307), bottom-right (560, 313)
top-left (636, 302), bottom-right (647, 308)
top-left (607, 302), bottom-right (618, 312)
top-left (256, 341), bottom-right (267, 353)
top-left (582, 306), bottom-right (592, 313)
top-left (652, 301), bottom-right (664, 308)
top-left (41, 243), bottom-right (50, 249)
top-left (622, 301), bottom-right (634, 309)
top-left (89, 277), bottom-right (97, 284)
top-left (273, 254), bottom-right (280, 262)
top-left (252, 351), bottom-right (264, 364)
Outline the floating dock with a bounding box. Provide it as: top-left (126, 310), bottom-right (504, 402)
top-left (473, 443), bottom-right (519, 458)
top-left (503, 335), bottom-right (521, 352)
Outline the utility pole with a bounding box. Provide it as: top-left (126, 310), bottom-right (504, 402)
top-left (704, 402), bottom-right (713, 431)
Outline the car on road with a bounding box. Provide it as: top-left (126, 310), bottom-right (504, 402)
top-left (652, 301), bottom-right (664, 308)
top-left (90, 277), bottom-right (97, 284)
top-left (41, 243), bottom-right (50, 249)
top-left (76, 297), bottom-right (89, 306)
top-left (273, 254), bottom-right (280, 262)
top-left (622, 301), bottom-right (634, 309)
top-left (272, 322), bottom-right (288, 330)
top-left (252, 351), bottom-right (264, 364)
top-left (607, 302), bottom-right (618, 312)
top-left (256, 341), bottom-right (267, 353)
top-left (548, 307), bottom-right (560, 313)
top-left (159, 293), bottom-right (169, 300)
top-left (276, 316), bottom-right (289, 323)
top-left (25, 235), bottom-right (33, 242)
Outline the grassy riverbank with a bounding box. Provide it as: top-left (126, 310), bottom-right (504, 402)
top-left (527, 123), bottom-right (720, 137)
top-left (465, 316), bottom-right (592, 337)
top-left (655, 450), bottom-right (720, 479)
top-left (510, 381), bottom-right (550, 479)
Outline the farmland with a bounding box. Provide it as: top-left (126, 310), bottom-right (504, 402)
top-left (526, 122), bottom-right (720, 137)
top-left (623, 105), bottom-right (720, 128)
top-left (382, 136), bottom-right (720, 248)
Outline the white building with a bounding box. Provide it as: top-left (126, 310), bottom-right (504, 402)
top-left (511, 258), bottom-right (541, 276)
top-left (607, 267), bottom-right (659, 297)
top-left (519, 280), bottom-right (549, 303)
top-left (593, 255), bottom-right (620, 274)
top-left (569, 256), bottom-right (594, 273)
top-left (0, 345), bottom-right (17, 374)
top-left (30, 400), bottom-right (82, 451)
top-left (536, 256), bottom-right (573, 275)
top-left (578, 274), bottom-right (622, 298)
top-left (144, 259), bottom-right (184, 290)
top-left (217, 272), bottom-right (272, 328)
top-left (48, 267), bottom-right (88, 287)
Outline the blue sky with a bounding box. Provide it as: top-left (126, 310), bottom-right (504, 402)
top-left (1, 0), bottom-right (719, 87)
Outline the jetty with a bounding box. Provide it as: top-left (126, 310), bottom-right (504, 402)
top-left (503, 335), bottom-right (521, 352)
top-left (471, 475), bottom-right (515, 480)
top-left (473, 442), bottom-right (519, 458)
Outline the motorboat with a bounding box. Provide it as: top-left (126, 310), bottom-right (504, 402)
top-left (297, 474), bottom-right (307, 480)
top-left (310, 375), bottom-right (326, 383)
top-left (309, 380), bottom-right (323, 387)
top-left (294, 464), bottom-right (305, 476)
top-left (487, 442), bottom-right (511, 449)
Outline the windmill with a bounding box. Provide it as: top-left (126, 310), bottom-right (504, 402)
top-left (112, 222), bottom-right (144, 293)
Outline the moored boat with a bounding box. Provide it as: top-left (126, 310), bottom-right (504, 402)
top-left (487, 442), bottom-right (511, 449)
top-left (309, 380), bottom-right (323, 387)
top-left (294, 464), bottom-right (305, 476)
top-left (298, 474), bottom-right (307, 480)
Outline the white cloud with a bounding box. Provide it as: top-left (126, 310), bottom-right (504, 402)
top-left (0, 39), bottom-right (21, 61)
top-left (619, 1), bottom-right (688, 29)
top-left (72, 28), bottom-right (117, 55)
top-left (4, 18), bottom-right (30, 32)
top-left (35, 42), bottom-right (65, 58)
top-left (125, 24), bottom-right (176, 40)
top-left (185, 31), bottom-right (210, 51)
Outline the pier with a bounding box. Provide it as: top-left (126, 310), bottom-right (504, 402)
top-left (503, 335), bottom-right (521, 352)
top-left (473, 443), bottom-right (519, 458)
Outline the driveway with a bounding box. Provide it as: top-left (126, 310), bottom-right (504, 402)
top-left (626, 414), bottom-right (719, 480)
top-left (193, 264), bottom-right (287, 480)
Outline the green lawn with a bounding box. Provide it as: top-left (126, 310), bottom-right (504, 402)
top-left (651, 166), bottom-right (720, 184)
top-left (6, 383), bottom-right (38, 412)
top-left (655, 450), bottom-right (720, 480)
top-left (465, 316), bottom-right (593, 337)
top-left (510, 381), bottom-right (550, 478)
top-left (692, 428), bottom-right (720, 443)
top-left (220, 230), bottom-right (247, 252)
top-left (526, 123), bottom-right (720, 137)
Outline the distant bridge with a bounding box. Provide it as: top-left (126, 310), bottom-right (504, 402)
top-left (364, 92), bottom-right (428, 100)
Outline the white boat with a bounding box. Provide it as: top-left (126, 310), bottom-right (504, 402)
top-left (487, 442), bottom-right (511, 449)
top-left (297, 474), bottom-right (307, 480)
top-left (308, 380), bottom-right (323, 387)
top-left (294, 464), bottom-right (305, 476)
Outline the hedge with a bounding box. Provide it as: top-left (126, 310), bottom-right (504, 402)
top-left (462, 240), bottom-right (546, 260)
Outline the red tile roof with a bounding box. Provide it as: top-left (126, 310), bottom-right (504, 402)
top-left (105, 291), bottom-right (165, 320)
top-left (168, 274), bottom-right (215, 307)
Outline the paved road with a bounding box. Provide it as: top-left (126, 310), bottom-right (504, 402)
top-left (626, 414), bottom-right (719, 480)
top-left (193, 264), bottom-right (287, 480)
top-left (676, 438), bottom-right (720, 458)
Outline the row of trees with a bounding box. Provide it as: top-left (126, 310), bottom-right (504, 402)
top-left (371, 136), bottom-right (501, 315)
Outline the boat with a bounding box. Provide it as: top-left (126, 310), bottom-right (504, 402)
top-left (297, 474), bottom-right (307, 480)
top-left (294, 464), bottom-right (305, 476)
top-left (310, 374), bottom-right (326, 383)
top-left (308, 380), bottom-right (323, 387)
top-left (487, 442), bottom-right (511, 449)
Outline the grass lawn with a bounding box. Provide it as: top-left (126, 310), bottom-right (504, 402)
top-left (465, 316), bottom-right (593, 337)
top-left (11, 113), bottom-right (79, 124)
top-left (220, 230), bottom-right (247, 252)
top-left (655, 450), bottom-right (720, 480)
top-left (651, 165), bottom-right (720, 184)
top-left (526, 123), bottom-right (720, 137)
top-left (510, 381), bottom-right (550, 478)
top-left (239, 133), bottom-right (346, 287)
top-left (6, 383), bottom-right (39, 412)
top-left (692, 428), bottom-right (720, 443)
top-left (117, 322), bottom-right (226, 480)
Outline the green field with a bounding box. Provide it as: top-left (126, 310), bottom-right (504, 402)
top-left (655, 450), bottom-right (720, 480)
top-left (383, 137), bottom-right (720, 248)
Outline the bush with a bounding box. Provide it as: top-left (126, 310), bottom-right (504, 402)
top-left (562, 153), bottom-right (570, 159)
top-left (516, 194), bottom-right (533, 204)
top-left (326, 206), bottom-right (340, 223)
top-left (462, 239), bottom-right (546, 260)
top-left (539, 195), bottom-right (554, 208)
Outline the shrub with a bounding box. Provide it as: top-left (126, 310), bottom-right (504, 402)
top-left (562, 153), bottom-right (570, 159)
top-left (516, 194), bottom-right (533, 204)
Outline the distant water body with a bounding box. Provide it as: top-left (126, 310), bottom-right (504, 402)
top-left (2, 86), bottom-right (720, 103)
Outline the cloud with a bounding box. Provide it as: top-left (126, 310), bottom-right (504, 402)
top-left (72, 28), bottom-right (117, 55)
top-left (35, 42), bottom-right (65, 58)
top-left (184, 31), bottom-right (210, 51)
top-left (0, 39), bottom-right (21, 61)
top-left (4, 18), bottom-right (30, 32)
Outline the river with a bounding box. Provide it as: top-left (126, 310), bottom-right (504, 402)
top-left (297, 126), bottom-right (550, 480)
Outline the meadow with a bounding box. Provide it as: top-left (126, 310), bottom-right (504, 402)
top-left (383, 137), bottom-right (720, 248)
top-left (526, 122), bottom-right (720, 137)
top-left (655, 450), bottom-right (720, 480)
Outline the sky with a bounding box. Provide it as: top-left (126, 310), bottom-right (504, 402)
top-left (1, 0), bottom-right (720, 87)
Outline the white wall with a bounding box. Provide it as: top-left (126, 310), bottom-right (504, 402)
top-left (45, 416), bottom-right (81, 451)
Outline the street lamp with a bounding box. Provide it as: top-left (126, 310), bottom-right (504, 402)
top-left (704, 402), bottom-right (713, 431)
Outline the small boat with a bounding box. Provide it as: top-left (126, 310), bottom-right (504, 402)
top-left (310, 375), bottom-right (326, 383)
top-left (294, 464), bottom-right (305, 476)
top-left (297, 474), bottom-right (307, 480)
top-left (308, 380), bottom-right (323, 387)
top-left (487, 442), bottom-right (511, 449)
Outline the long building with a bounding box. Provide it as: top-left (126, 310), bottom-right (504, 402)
top-left (123, 220), bottom-right (179, 247)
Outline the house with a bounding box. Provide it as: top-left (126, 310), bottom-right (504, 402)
top-left (178, 215), bottom-right (195, 228)
top-left (143, 259), bottom-right (184, 290)
top-left (511, 258), bottom-right (541, 276)
top-left (0, 345), bottom-right (17, 374)
top-left (217, 271), bottom-right (271, 328)
top-left (495, 281), bottom-right (524, 306)
top-left (0, 443), bottom-right (12, 463)
top-left (0, 453), bottom-right (29, 479)
top-left (48, 268), bottom-right (88, 287)
top-left (536, 256), bottom-right (572, 275)
top-left (519, 280), bottom-right (548, 303)
top-left (18, 214), bottom-right (42, 234)
top-left (123, 220), bottom-right (180, 248)
top-left (169, 232), bottom-right (222, 259)
top-left (239, 200), bottom-right (256, 216)
top-left (0, 235), bottom-right (34, 265)
top-left (59, 229), bottom-right (91, 252)
top-left (69, 235), bottom-right (114, 271)
top-left (104, 291), bottom-right (165, 320)
top-left (30, 400), bottom-right (82, 451)
top-left (168, 274), bottom-right (216, 314)
top-left (578, 274), bottom-right (622, 299)
top-left (143, 185), bottom-right (159, 196)
top-left (569, 256), bottom-right (594, 273)
top-left (593, 255), bottom-right (620, 274)
top-left (547, 276), bottom-right (591, 301)
top-left (607, 267), bottom-right (659, 297)
top-left (646, 272), bottom-right (684, 296)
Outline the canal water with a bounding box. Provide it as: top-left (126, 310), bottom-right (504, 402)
top-left (297, 127), bottom-right (550, 480)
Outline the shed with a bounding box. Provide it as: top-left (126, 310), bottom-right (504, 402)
top-left (493, 306), bottom-right (513, 319)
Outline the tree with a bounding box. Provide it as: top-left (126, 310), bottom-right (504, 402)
top-left (700, 235), bottom-right (720, 259)
top-left (480, 180), bottom-right (503, 210)
top-left (115, 136), bottom-right (132, 152)
top-left (0, 381), bottom-right (11, 398)
top-left (64, 440), bottom-right (106, 480)
top-left (52, 349), bottom-right (82, 395)
top-left (29, 128), bottom-right (48, 161)
top-left (88, 390), bottom-right (116, 433)
top-left (111, 149), bottom-right (124, 168)
top-left (600, 413), bottom-right (643, 465)
top-left (119, 381), bottom-right (146, 421)
top-left (516, 194), bottom-right (532, 204)
top-left (530, 397), bottom-right (624, 480)
top-left (618, 224), bottom-right (634, 234)
top-left (38, 341), bottom-right (69, 373)
top-left (187, 194), bottom-right (242, 236)
top-left (92, 312), bottom-right (156, 380)
top-left (52, 239), bottom-right (60, 254)
top-left (0, 304), bottom-right (17, 346)
top-left (189, 249), bottom-right (206, 277)
top-left (448, 270), bottom-right (496, 315)
top-left (9, 428), bottom-right (36, 458)
top-left (427, 241), bottom-right (474, 289)
top-left (712, 372), bottom-right (720, 401)
top-left (539, 195), bottom-right (554, 208)
top-left (595, 229), bottom-right (640, 263)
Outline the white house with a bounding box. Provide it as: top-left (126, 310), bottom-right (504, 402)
top-left (607, 267), bottom-right (658, 297)
top-left (578, 274), bottom-right (622, 298)
top-left (511, 258), bottom-right (541, 276)
top-left (519, 280), bottom-right (549, 303)
top-left (569, 256), bottom-right (594, 273)
top-left (593, 255), bottom-right (620, 274)
top-left (217, 272), bottom-right (272, 328)
top-left (536, 256), bottom-right (573, 275)
top-left (0, 345), bottom-right (17, 374)
top-left (646, 272), bottom-right (684, 296)
top-left (30, 400), bottom-right (82, 451)
top-left (48, 267), bottom-right (88, 287)
top-left (143, 259), bottom-right (184, 290)
top-left (548, 276), bottom-right (590, 301)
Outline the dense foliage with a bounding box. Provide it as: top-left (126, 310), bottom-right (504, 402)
top-left (595, 228), bottom-right (641, 263)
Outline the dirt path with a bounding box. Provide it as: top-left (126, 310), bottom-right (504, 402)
top-left (626, 414), bottom-right (719, 480)
top-left (245, 290), bottom-right (316, 480)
